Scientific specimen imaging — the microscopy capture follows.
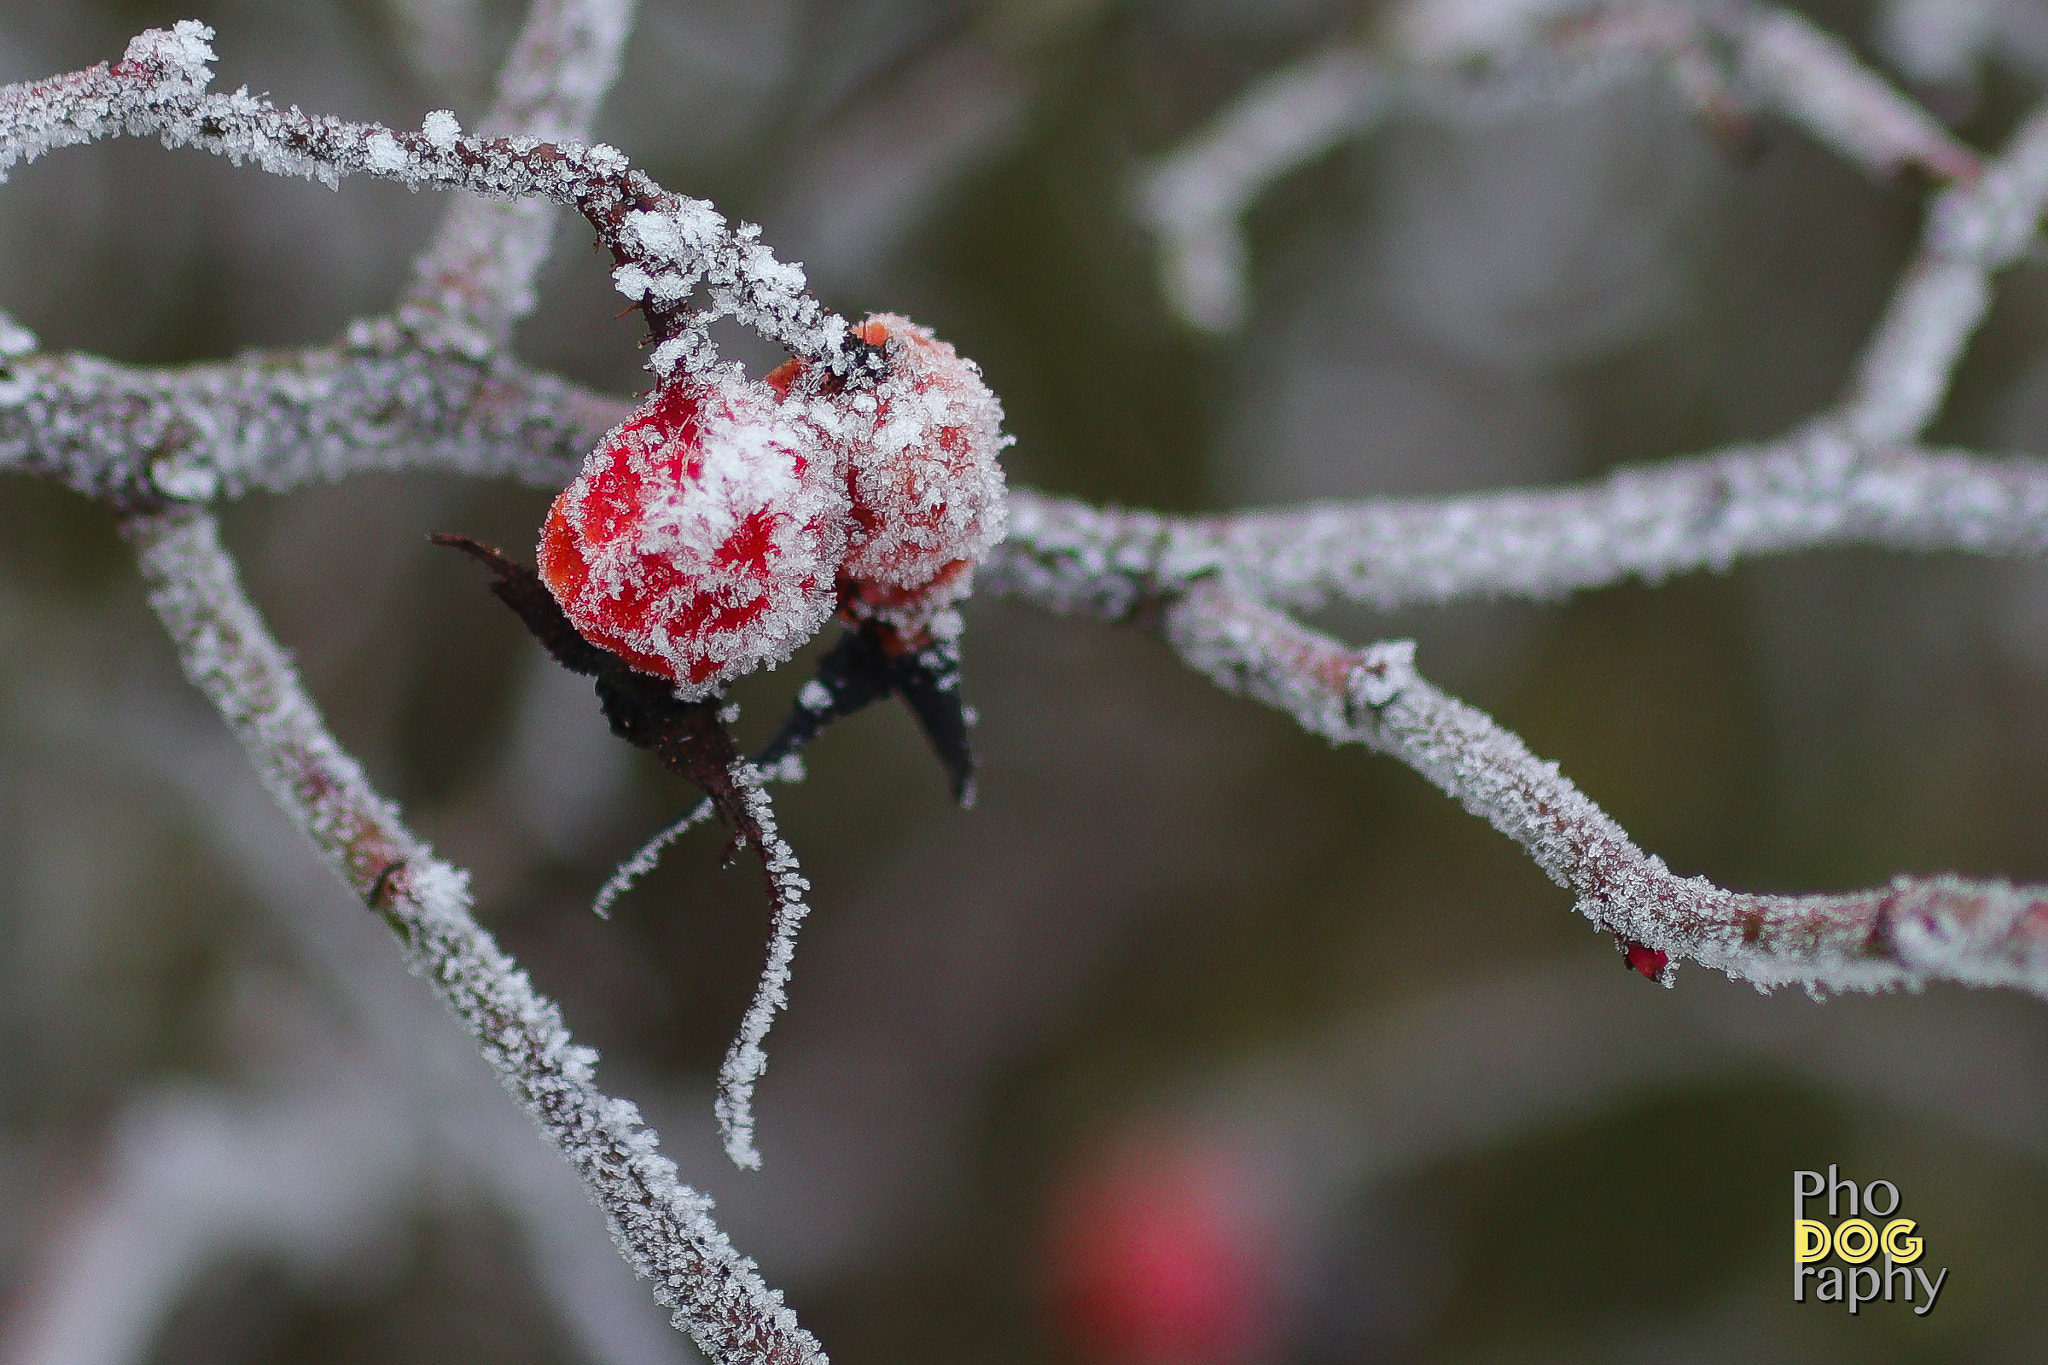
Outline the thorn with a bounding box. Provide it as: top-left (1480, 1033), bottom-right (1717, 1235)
top-left (431, 532), bottom-right (614, 676)
top-left (367, 860), bottom-right (405, 906)
top-left (756, 625), bottom-right (977, 804)
top-left (1615, 934), bottom-right (1671, 984)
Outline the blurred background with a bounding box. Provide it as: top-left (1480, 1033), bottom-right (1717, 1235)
top-left (4, 0), bottom-right (2048, 1361)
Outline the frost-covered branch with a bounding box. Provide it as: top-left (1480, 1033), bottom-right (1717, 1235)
top-left (986, 438), bottom-right (2048, 617)
top-left (124, 506), bottom-right (823, 1365)
top-left (1733, 6), bottom-right (1980, 182)
top-left (1166, 581), bottom-right (2048, 998)
top-left (1845, 96), bottom-right (2048, 443)
top-left (1139, 1), bottom-right (1979, 332)
top-left (0, 331), bottom-right (624, 505)
top-left (0, 21), bottom-right (851, 379)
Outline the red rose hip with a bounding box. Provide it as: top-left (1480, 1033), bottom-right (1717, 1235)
top-left (539, 371), bottom-right (849, 698)
top-left (772, 313), bottom-right (1009, 640)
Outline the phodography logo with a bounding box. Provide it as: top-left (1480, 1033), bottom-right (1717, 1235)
top-left (1794, 1167), bottom-right (1947, 1315)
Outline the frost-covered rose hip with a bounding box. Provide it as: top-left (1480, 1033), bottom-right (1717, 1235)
top-left (539, 372), bottom-right (848, 698)
top-left (771, 313), bottom-right (1009, 639)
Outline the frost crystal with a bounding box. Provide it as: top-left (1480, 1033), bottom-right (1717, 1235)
top-left (421, 108), bottom-right (461, 149)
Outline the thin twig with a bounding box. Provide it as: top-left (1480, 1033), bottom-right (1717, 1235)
top-left (0, 22), bottom-right (853, 380)
top-left (714, 765), bottom-right (817, 1172)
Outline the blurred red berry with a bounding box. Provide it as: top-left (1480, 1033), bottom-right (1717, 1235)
top-left (1046, 1139), bottom-right (1281, 1365)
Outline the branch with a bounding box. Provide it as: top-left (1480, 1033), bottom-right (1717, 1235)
top-left (1845, 97), bottom-right (2048, 443)
top-left (0, 334), bottom-right (625, 505)
top-left (0, 22), bottom-right (853, 380)
top-left (1734, 6), bottom-right (1980, 182)
top-left (1138, 2), bottom-right (1980, 332)
top-left (1135, 45), bottom-right (1388, 332)
top-left (123, 506), bottom-right (824, 1365)
top-left (985, 439), bottom-right (2048, 617)
top-left (1166, 582), bottom-right (2048, 998)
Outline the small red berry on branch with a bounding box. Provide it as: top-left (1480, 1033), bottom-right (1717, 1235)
top-left (537, 370), bottom-right (851, 698)
top-left (537, 312), bottom-right (1008, 690)
top-left (769, 313), bottom-right (1010, 650)
top-left (438, 312), bottom-right (1008, 1167)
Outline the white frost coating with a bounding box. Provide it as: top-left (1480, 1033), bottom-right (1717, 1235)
top-left (0, 20), bottom-right (218, 184)
top-left (713, 764), bottom-right (816, 1171)
top-left (591, 799), bottom-right (713, 919)
top-left (422, 108), bottom-right (461, 150)
top-left (1166, 583), bottom-right (2048, 999)
top-left (125, 507), bottom-right (826, 1365)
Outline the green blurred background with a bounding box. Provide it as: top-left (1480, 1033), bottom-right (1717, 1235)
top-left (5, 1), bottom-right (2048, 1362)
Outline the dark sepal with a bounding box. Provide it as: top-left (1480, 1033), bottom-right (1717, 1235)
top-left (431, 533), bottom-right (764, 854)
top-left (757, 625), bottom-right (976, 806)
top-left (428, 534), bottom-right (612, 676)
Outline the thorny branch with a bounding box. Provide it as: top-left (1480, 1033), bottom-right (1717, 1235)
top-left (10, 1), bottom-right (2048, 1361)
top-left (125, 507), bottom-right (824, 1365)
top-left (1168, 582), bottom-right (2048, 996)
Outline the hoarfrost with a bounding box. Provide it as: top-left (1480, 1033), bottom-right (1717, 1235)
top-left (421, 108), bottom-right (461, 150)
top-left (714, 764), bottom-right (816, 1171)
top-left (591, 799), bottom-right (713, 920)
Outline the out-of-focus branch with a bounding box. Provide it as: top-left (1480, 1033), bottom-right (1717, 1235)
top-left (124, 506), bottom-right (823, 1365)
top-left (1733, 6), bottom-right (1980, 181)
top-left (1138, 1), bottom-right (1980, 333)
top-left (0, 1065), bottom-right (416, 1365)
top-left (1166, 581), bottom-right (2048, 998)
top-left (1135, 46), bottom-right (1388, 332)
top-left (401, 0), bottom-right (638, 354)
top-left (1845, 97), bottom-right (2048, 443)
